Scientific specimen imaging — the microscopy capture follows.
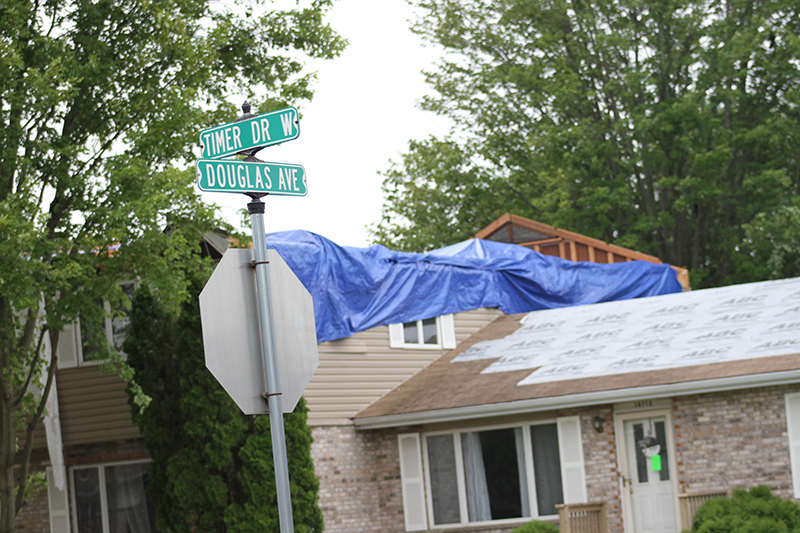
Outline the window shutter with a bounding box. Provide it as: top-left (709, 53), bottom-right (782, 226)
top-left (389, 323), bottom-right (405, 348)
top-left (57, 323), bottom-right (78, 369)
top-left (557, 416), bottom-right (587, 504)
top-left (398, 433), bottom-right (428, 531)
top-left (46, 466), bottom-right (71, 533)
top-left (786, 393), bottom-right (800, 498)
top-left (440, 314), bottom-right (456, 350)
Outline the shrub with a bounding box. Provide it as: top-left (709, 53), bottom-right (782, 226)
top-left (125, 283), bottom-right (324, 533)
top-left (690, 485), bottom-right (800, 533)
top-left (510, 520), bottom-right (560, 533)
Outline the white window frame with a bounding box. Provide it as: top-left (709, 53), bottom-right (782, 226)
top-left (786, 392), bottom-right (800, 497)
top-left (416, 417), bottom-right (585, 529)
top-left (70, 459), bottom-right (154, 533)
top-left (389, 314), bottom-right (456, 350)
top-left (58, 281), bottom-right (137, 368)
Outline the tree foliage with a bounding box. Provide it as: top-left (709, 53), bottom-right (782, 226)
top-left (124, 283), bottom-right (324, 533)
top-left (371, 137), bottom-right (515, 252)
top-left (373, 0), bottom-right (800, 287)
top-left (0, 0), bottom-right (343, 529)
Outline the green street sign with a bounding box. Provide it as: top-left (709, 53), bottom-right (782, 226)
top-left (196, 159), bottom-right (307, 196)
top-left (199, 106), bottom-right (299, 159)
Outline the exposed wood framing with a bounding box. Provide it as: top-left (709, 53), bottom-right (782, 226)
top-left (475, 213), bottom-right (690, 288)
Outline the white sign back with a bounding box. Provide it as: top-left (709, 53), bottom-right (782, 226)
top-left (200, 248), bottom-right (318, 414)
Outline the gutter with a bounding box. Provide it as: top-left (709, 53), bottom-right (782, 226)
top-left (353, 368), bottom-right (800, 430)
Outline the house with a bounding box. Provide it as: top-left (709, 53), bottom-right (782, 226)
top-left (15, 215), bottom-right (687, 533)
top-left (352, 275), bottom-right (800, 533)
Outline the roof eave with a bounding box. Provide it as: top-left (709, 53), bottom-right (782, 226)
top-left (352, 369), bottom-right (800, 430)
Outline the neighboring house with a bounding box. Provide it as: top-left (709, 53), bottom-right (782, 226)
top-left (353, 275), bottom-right (800, 533)
top-left (15, 215), bottom-right (686, 533)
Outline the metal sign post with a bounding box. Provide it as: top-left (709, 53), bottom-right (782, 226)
top-left (248, 194), bottom-right (294, 533)
top-left (196, 102), bottom-right (313, 533)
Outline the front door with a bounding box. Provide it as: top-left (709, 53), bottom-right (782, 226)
top-left (622, 416), bottom-right (677, 533)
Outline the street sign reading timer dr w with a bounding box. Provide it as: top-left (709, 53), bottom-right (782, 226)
top-left (199, 106), bottom-right (299, 159)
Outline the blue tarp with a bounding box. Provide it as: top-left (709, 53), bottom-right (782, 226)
top-left (265, 230), bottom-right (683, 343)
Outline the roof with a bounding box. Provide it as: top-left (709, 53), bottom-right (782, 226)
top-left (354, 276), bottom-right (800, 428)
top-left (476, 213), bottom-right (690, 288)
top-left (264, 230), bottom-right (682, 343)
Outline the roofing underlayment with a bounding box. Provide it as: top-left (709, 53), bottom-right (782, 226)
top-left (355, 276), bottom-right (800, 423)
top-left (454, 275), bottom-right (800, 384)
top-left (264, 230), bottom-right (682, 343)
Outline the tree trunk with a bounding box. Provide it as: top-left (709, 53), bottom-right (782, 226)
top-left (0, 388), bottom-right (15, 533)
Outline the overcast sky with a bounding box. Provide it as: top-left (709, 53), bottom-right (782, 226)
top-left (199, 0), bottom-right (450, 248)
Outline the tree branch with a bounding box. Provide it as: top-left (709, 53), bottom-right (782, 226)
top-left (13, 326), bottom-right (47, 408)
top-left (14, 330), bottom-right (57, 514)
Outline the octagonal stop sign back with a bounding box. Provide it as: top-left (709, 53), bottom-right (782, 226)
top-left (199, 248), bottom-right (318, 414)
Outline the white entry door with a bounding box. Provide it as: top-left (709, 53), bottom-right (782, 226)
top-left (623, 417), bottom-right (677, 533)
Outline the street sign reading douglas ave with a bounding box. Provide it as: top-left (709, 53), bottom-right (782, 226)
top-left (199, 106), bottom-right (299, 159)
top-left (195, 159), bottom-right (307, 196)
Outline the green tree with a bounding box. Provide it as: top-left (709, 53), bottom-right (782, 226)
top-left (743, 202), bottom-right (800, 281)
top-left (0, 0), bottom-right (344, 529)
top-left (124, 283), bottom-right (323, 533)
top-left (373, 0), bottom-right (800, 287)
top-left (372, 137), bottom-right (501, 252)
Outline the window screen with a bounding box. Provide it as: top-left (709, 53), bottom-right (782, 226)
top-left (427, 435), bottom-right (460, 524)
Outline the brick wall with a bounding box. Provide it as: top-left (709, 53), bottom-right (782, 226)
top-left (311, 425), bottom-right (405, 533)
top-left (569, 405), bottom-right (624, 533)
top-left (63, 438), bottom-right (150, 468)
top-left (14, 448), bottom-right (51, 532)
top-left (674, 384), bottom-right (800, 499)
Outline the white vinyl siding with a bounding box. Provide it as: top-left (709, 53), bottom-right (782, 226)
top-left (301, 307), bottom-right (502, 426)
top-left (785, 393), bottom-right (800, 497)
top-left (398, 433), bottom-right (428, 531)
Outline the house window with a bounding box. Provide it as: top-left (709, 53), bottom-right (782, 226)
top-left (69, 282), bottom-right (136, 365)
top-left (400, 417), bottom-right (585, 529)
top-left (389, 314), bottom-right (456, 350)
top-left (72, 461), bottom-right (158, 533)
top-left (405, 318), bottom-right (438, 345)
